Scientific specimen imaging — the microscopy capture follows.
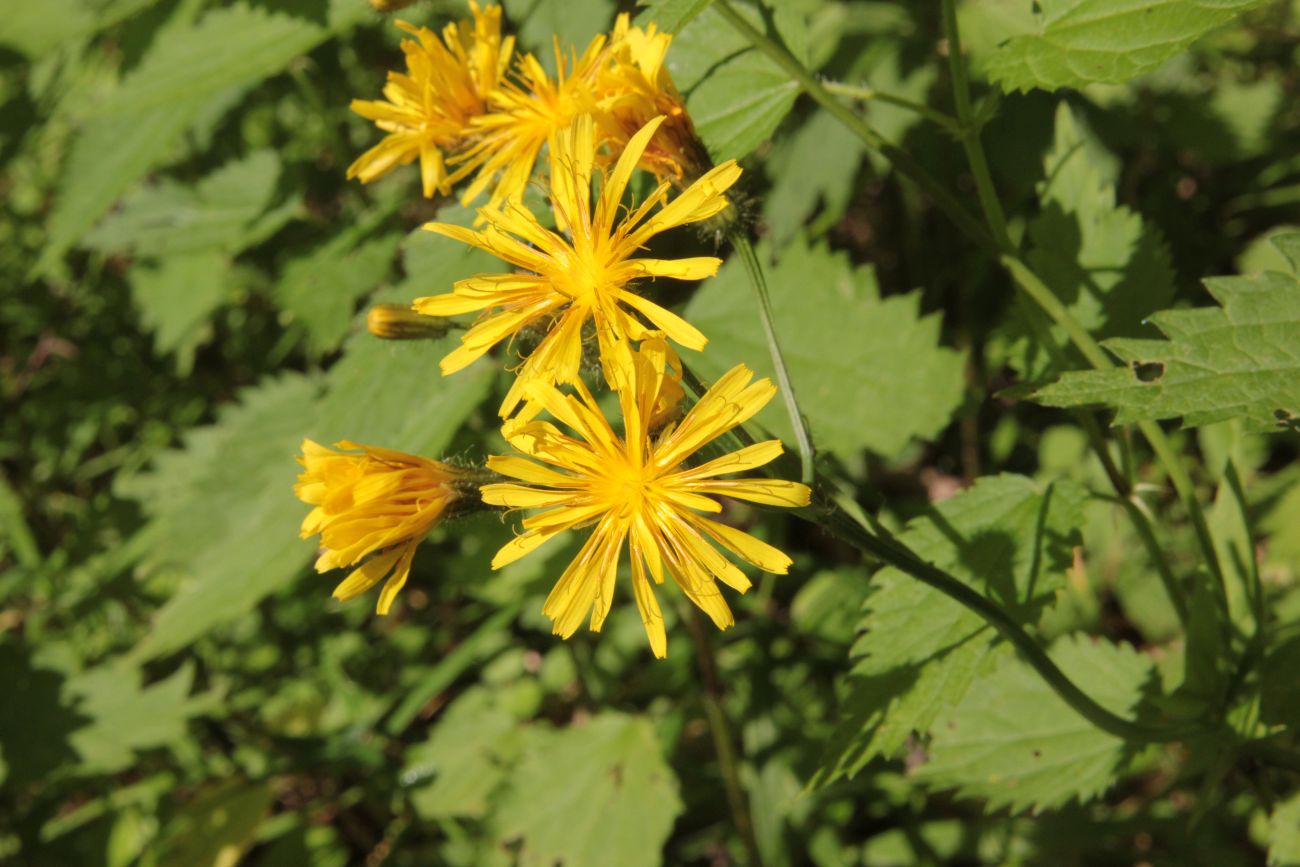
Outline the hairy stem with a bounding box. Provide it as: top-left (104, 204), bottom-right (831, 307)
top-left (807, 494), bottom-right (1203, 743)
top-left (715, 0), bottom-right (1226, 612)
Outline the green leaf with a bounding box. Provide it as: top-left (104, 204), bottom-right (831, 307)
top-left (275, 232), bottom-right (403, 355)
top-left (635, 0), bottom-right (716, 33)
top-left (917, 634), bottom-right (1155, 813)
top-left (491, 714), bottom-right (682, 867)
top-left (1011, 104), bottom-right (1174, 378)
top-left (130, 252), bottom-right (229, 374)
top-left (1034, 232), bottom-right (1300, 431)
top-left (762, 110), bottom-right (865, 249)
top-left (152, 779), bottom-right (274, 867)
top-left (0, 472), bottom-right (39, 568)
top-left (502, 0), bottom-right (615, 66)
top-left (789, 568), bottom-right (870, 646)
top-left (404, 687), bottom-right (523, 820)
top-left (670, 4), bottom-right (798, 161)
top-left (37, 1), bottom-right (365, 273)
top-left (83, 150), bottom-right (287, 259)
top-left (684, 236), bottom-right (966, 460)
top-left (686, 49), bottom-right (798, 162)
top-left (123, 313), bottom-right (495, 661)
top-left (980, 0), bottom-right (1270, 93)
top-left (812, 475), bottom-right (1086, 788)
top-left (1268, 787), bottom-right (1300, 865)
top-left (84, 151), bottom-right (284, 257)
top-left (66, 662), bottom-right (212, 776)
top-left (95, 1), bottom-right (366, 119)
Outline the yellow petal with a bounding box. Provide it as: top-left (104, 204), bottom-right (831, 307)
top-left (689, 478), bottom-right (812, 508)
top-left (690, 514), bottom-right (793, 574)
top-left (624, 256), bottom-right (721, 281)
top-left (332, 546), bottom-right (404, 602)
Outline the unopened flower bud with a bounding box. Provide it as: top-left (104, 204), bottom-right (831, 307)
top-left (366, 304), bottom-right (452, 340)
top-left (368, 0), bottom-right (419, 13)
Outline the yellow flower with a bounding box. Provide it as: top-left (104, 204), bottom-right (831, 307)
top-left (453, 34), bottom-right (607, 213)
top-left (479, 338), bottom-right (811, 658)
top-left (295, 439), bottom-right (469, 613)
top-left (414, 114), bottom-right (741, 417)
top-left (593, 13), bottom-right (710, 183)
top-left (347, 4), bottom-right (514, 198)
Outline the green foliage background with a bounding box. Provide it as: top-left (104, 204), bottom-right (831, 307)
top-left (3, 0), bottom-right (1300, 864)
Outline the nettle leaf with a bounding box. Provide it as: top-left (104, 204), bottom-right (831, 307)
top-left (671, 4), bottom-right (798, 161)
top-left (980, 0), bottom-right (1270, 93)
top-left (66, 662), bottom-right (212, 776)
top-left (917, 635), bottom-right (1156, 814)
top-left (763, 110), bottom-right (866, 249)
top-left (403, 687), bottom-right (524, 820)
top-left (1034, 232), bottom-right (1300, 432)
top-left (84, 151), bottom-right (285, 258)
top-left (1010, 104), bottom-right (1174, 379)
top-left (684, 237), bottom-right (965, 460)
top-left (129, 253), bottom-right (229, 375)
top-left (503, 0), bottom-right (614, 66)
top-left (38, 1), bottom-right (366, 272)
top-left (123, 276), bottom-right (495, 661)
top-left (491, 713), bottom-right (682, 867)
top-left (812, 475), bottom-right (1086, 788)
top-left (275, 231), bottom-right (404, 355)
top-left (635, 0), bottom-right (715, 33)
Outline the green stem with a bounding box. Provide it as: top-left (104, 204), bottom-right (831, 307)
top-left (719, 0), bottom-right (1227, 600)
top-left (822, 80), bottom-right (961, 132)
top-left (732, 232), bottom-right (816, 484)
top-left (808, 496), bottom-right (1202, 743)
top-left (682, 604), bottom-right (764, 867)
top-left (711, 0), bottom-right (999, 259)
top-left (940, 0), bottom-right (1011, 250)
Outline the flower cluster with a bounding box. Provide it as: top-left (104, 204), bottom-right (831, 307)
top-left (299, 3), bottom-right (810, 657)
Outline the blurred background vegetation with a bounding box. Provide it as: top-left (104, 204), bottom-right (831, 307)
top-left (3, 0), bottom-right (1300, 864)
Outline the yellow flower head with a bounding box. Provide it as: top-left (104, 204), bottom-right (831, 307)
top-left (480, 338), bottom-right (812, 658)
top-left (593, 13), bottom-right (710, 183)
top-left (347, 3), bottom-right (514, 197)
top-left (414, 114), bottom-right (742, 417)
top-left (295, 439), bottom-right (469, 613)
top-left (453, 34), bottom-right (607, 213)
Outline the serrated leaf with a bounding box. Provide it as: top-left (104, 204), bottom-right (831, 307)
top-left (763, 110), bottom-right (865, 249)
top-left (917, 635), bottom-right (1156, 813)
top-left (37, 1), bottom-right (364, 273)
top-left (67, 662), bottom-right (211, 776)
top-left (403, 687), bottom-right (522, 820)
top-left (95, 1), bottom-right (366, 118)
top-left (491, 714), bottom-right (682, 867)
top-left (1034, 232), bottom-right (1300, 431)
top-left (635, 0), bottom-right (715, 33)
top-left (84, 151), bottom-right (284, 257)
top-left (981, 0), bottom-right (1269, 93)
top-left (1011, 104), bottom-right (1174, 378)
top-left (123, 317), bottom-right (495, 661)
top-left (131, 252), bottom-right (229, 374)
top-left (813, 475), bottom-right (1086, 787)
top-left (687, 48), bottom-right (798, 161)
top-left (275, 232), bottom-right (403, 355)
top-left (503, 0), bottom-right (614, 67)
top-left (684, 237), bottom-right (965, 460)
